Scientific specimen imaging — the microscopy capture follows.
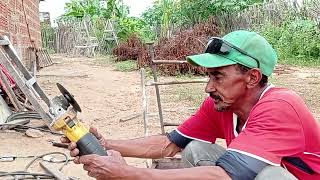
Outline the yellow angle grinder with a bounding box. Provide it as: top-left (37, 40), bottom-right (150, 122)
top-left (49, 83), bottom-right (107, 156)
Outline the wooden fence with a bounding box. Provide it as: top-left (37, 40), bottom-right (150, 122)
top-left (41, 17), bottom-right (117, 56)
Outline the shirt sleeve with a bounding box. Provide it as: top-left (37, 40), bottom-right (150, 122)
top-left (216, 150), bottom-right (269, 180)
top-left (228, 99), bottom-right (305, 165)
top-left (167, 130), bottom-right (193, 148)
top-left (176, 97), bottom-right (227, 143)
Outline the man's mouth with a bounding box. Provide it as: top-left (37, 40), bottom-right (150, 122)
top-left (210, 93), bottom-right (222, 103)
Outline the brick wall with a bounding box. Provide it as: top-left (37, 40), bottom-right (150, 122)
top-left (0, 0), bottom-right (41, 64)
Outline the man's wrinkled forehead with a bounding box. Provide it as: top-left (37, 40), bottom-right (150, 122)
top-left (206, 64), bottom-right (237, 75)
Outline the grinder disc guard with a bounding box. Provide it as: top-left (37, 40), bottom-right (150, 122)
top-left (56, 83), bottom-right (82, 112)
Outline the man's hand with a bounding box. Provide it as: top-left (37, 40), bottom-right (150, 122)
top-left (60, 126), bottom-right (107, 163)
top-left (79, 150), bottom-right (131, 180)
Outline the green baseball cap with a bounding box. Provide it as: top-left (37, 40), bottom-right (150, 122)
top-left (186, 30), bottom-right (277, 76)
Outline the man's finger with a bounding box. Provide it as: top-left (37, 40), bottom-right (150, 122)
top-left (89, 127), bottom-right (102, 140)
top-left (70, 148), bottom-right (80, 157)
top-left (68, 142), bottom-right (77, 150)
top-left (83, 164), bottom-right (91, 171)
top-left (60, 136), bottom-right (70, 143)
top-left (79, 154), bottom-right (98, 165)
top-left (107, 150), bottom-right (121, 157)
top-left (73, 156), bottom-right (80, 164)
top-left (88, 171), bottom-right (98, 178)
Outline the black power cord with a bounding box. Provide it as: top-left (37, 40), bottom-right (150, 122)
top-left (0, 152), bottom-right (71, 179)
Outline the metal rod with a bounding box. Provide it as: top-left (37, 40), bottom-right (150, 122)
top-left (147, 79), bottom-right (208, 86)
top-left (148, 44), bottom-right (165, 134)
top-left (152, 60), bottom-right (188, 64)
top-left (140, 68), bottom-right (149, 136)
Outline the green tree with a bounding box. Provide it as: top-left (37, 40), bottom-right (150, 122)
top-left (142, 0), bottom-right (265, 37)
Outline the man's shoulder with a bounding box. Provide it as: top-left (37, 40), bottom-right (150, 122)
top-left (260, 87), bottom-right (302, 104)
top-left (251, 87), bottom-right (309, 121)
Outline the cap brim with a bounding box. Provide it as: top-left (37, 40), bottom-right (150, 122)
top-left (186, 53), bottom-right (237, 68)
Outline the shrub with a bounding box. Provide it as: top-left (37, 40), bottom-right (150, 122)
top-left (256, 19), bottom-right (320, 66)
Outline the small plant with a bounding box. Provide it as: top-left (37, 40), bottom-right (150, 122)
top-left (114, 60), bottom-right (137, 72)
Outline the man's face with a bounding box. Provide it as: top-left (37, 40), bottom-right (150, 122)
top-left (205, 65), bottom-right (247, 112)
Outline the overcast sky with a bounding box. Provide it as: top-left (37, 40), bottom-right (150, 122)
top-left (39, 0), bottom-right (153, 25)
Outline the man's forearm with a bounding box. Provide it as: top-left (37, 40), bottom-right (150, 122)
top-left (105, 135), bottom-right (181, 158)
top-left (126, 165), bottom-right (231, 180)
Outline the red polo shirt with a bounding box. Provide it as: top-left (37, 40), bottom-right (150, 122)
top-left (177, 87), bottom-right (320, 179)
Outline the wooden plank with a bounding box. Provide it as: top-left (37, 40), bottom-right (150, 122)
top-left (152, 60), bottom-right (188, 64)
top-left (44, 49), bottom-right (53, 65)
top-left (152, 157), bottom-right (185, 169)
top-left (37, 49), bottom-right (45, 68)
top-left (147, 79), bottom-right (208, 86)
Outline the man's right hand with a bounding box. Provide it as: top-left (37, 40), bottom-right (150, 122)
top-left (60, 127), bottom-right (107, 163)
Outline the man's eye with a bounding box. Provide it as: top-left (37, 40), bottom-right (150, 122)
top-left (213, 76), bottom-right (221, 80)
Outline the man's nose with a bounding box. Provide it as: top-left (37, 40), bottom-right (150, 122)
top-left (205, 79), bottom-right (216, 93)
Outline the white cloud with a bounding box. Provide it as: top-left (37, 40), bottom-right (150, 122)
top-left (122, 0), bottom-right (153, 17)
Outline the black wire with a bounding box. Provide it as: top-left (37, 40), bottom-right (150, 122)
top-left (6, 111), bottom-right (42, 122)
top-left (0, 171), bottom-right (54, 178)
top-left (0, 152), bottom-right (70, 179)
top-left (24, 152), bottom-right (69, 171)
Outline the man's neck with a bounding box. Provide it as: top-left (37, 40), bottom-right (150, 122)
top-left (232, 84), bottom-right (269, 125)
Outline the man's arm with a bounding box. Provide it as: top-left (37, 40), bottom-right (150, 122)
top-left (106, 135), bottom-right (181, 158)
top-left (78, 153), bottom-right (231, 180)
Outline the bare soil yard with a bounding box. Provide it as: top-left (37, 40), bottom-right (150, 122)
top-left (0, 55), bottom-right (319, 179)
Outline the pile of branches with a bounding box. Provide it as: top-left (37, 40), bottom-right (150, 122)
top-left (112, 34), bottom-right (146, 61)
top-left (112, 19), bottom-right (220, 75)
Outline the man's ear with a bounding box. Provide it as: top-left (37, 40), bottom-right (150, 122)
top-left (246, 68), bottom-right (262, 88)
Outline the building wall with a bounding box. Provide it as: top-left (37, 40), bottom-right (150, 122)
top-left (0, 0), bottom-right (41, 63)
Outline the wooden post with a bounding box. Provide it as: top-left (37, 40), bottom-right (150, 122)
top-left (140, 68), bottom-right (148, 136)
top-left (147, 43), bottom-right (165, 134)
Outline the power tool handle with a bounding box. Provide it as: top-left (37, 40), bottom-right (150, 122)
top-left (77, 133), bottom-right (108, 156)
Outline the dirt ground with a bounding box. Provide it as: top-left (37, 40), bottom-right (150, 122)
top-left (0, 54), bottom-right (319, 179)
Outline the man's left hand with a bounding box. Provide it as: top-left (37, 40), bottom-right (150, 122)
top-left (79, 150), bottom-right (129, 179)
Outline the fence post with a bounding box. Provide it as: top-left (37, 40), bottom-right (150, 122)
top-left (147, 42), bottom-right (165, 134)
top-left (140, 68), bottom-right (149, 136)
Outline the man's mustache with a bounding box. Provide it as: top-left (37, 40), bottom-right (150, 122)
top-left (210, 93), bottom-right (222, 101)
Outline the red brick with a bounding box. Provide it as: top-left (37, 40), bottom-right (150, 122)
top-left (0, 0), bottom-right (41, 63)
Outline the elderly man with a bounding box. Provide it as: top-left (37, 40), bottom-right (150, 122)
top-left (63, 30), bottom-right (320, 180)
